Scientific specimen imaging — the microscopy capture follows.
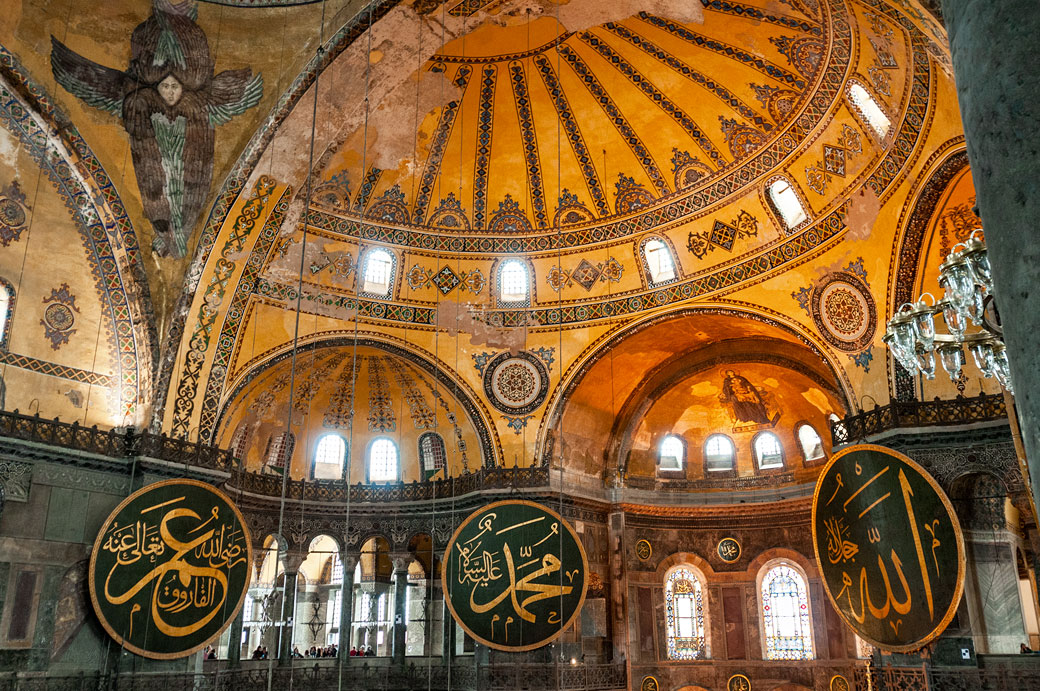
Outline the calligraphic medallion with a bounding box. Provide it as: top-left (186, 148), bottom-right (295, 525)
top-left (728, 673), bottom-right (752, 691)
top-left (639, 675), bottom-right (659, 691)
top-left (441, 499), bottom-right (588, 651)
top-left (830, 674), bottom-right (850, 691)
top-left (717, 537), bottom-right (741, 563)
top-left (88, 479), bottom-right (252, 659)
top-left (812, 444), bottom-right (964, 652)
top-left (635, 539), bottom-right (652, 561)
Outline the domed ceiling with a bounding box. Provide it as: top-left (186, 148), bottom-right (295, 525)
top-left (315, 4), bottom-right (823, 235)
top-left (149, 0), bottom-right (962, 477)
top-left (0, 0), bottom-right (956, 491)
top-left (218, 344), bottom-right (494, 481)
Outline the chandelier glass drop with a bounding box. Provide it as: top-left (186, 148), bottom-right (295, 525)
top-left (883, 229), bottom-right (1012, 393)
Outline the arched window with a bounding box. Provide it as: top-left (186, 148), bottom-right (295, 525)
top-left (847, 81), bottom-right (891, 139)
top-left (760, 562), bottom-right (813, 660)
top-left (368, 438), bottom-right (399, 483)
top-left (362, 248), bottom-right (394, 297)
top-left (0, 280), bottom-right (12, 347)
top-left (665, 567), bottom-right (707, 660)
top-left (704, 434), bottom-right (736, 472)
top-left (797, 424), bottom-right (824, 461)
top-left (754, 432), bottom-right (784, 470)
top-left (330, 552), bottom-right (343, 582)
top-left (230, 422), bottom-right (251, 461)
top-left (498, 259), bottom-right (529, 303)
top-left (327, 588), bottom-right (343, 637)
top-left (0, 283), bottom-right (10, 343)
top-left (643, 238), bottom-right (676, 285)
top-left (313, 433), bottom-right (346, 480)
top-left (418, 432), bottom-right (446, 479)
top-left (767, 178), bottom-right (808, 230)
top-left (265, 431), bottom-right (295, 472)
top-left (659, 435), bottom-right (685, 471)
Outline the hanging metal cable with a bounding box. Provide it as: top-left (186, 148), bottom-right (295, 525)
top-left (336, 2), bottom-right (375, 688)
top-left (268, 2), bottom-right (327, 689)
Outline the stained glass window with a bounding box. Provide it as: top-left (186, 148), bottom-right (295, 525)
top-left (665, 567), bottom-right (706, 659)
top-left (761, 563), bottom-right (813, 660)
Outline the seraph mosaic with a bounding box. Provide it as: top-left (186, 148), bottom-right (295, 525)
top-left (51, 0), bottom-right (263, 257)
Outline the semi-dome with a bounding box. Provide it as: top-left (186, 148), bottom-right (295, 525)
top-left (217, 342), bottom-right (496, 481)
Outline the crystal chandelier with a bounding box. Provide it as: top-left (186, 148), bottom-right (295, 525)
top-left (883, 229), bottom-right (1012, 393)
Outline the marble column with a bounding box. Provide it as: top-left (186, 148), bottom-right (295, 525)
top-left (442, 597), bottom-right (456, 664)
top-left (278, 554), bottom-right (305, 666)
top-left (941, 0), bottom-right (1040, 512)
top-left (606, 508), bottom-right (629, 662)
top-left (964, 537), bottom-right (1028, 653)
top-left (391, 554), bottom-right (409, 665)
top-left (338, 553), bottom-right (357, 659)
top-left (226, 607), bottom-right (245, 667)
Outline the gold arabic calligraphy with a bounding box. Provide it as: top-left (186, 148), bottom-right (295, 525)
top-left (815, 447), bottom-right (961, 649)
top-left (99, 496), bottom-right (248, 638)
top-left (453, 511), bottom-right (574, 642)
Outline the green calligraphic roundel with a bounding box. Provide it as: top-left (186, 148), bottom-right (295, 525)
top-left (812, 445), bottom-right (965, 652)
top-left (89, 479), bottom-right (253, 659)
top-left (441, 499), bottom-right (588, 651)
top-left (717, 537), bottom-right (741, 563)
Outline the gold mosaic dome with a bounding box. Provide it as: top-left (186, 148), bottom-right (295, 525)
top-left (0, 0), bottom-right (973, 491)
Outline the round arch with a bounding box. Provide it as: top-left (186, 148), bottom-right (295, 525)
top-left (538, 305), bottom-right (853, 472)
top-left (213, 333), bottom-right (500, 468)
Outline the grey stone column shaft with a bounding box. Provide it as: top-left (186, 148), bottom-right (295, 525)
top-left (278, 571), bottom-right (298, 665)
top-left (941, 0), bottom-right (1040, 512)
top-left (392, 563), bottom-right (409, 664)
top-left (442, 596), bottom-right (455, 663)
top-left (226, 606), bottom-right (245, 667)
top-left (337, 554), bottom-right (356, 658)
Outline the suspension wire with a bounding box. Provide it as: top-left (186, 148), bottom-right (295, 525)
top-left (426, 3), bottom-right (449, 688)
top-left (203, 6), bottom-right (236, 676)
top-left (337, 2), bottom-right (375, 688)
top-left (445, 14), bottom-right (470, 688)
top-left (268, 2), bottom-right (327, 689)
top-left (554, 1), bottom-right (565, 686)
top-left (234, 0), bottom-right (285, 659)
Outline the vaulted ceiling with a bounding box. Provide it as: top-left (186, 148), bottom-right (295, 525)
top-left (0, 0), bottom-right (978, 490)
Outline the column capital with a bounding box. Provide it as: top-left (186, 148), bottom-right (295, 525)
top-left (390, 552), bottom-right (412, 573)
top-left (339, 551), bottom-right (359, 572)
top-left (281, 552), bottom-right (306, 575)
